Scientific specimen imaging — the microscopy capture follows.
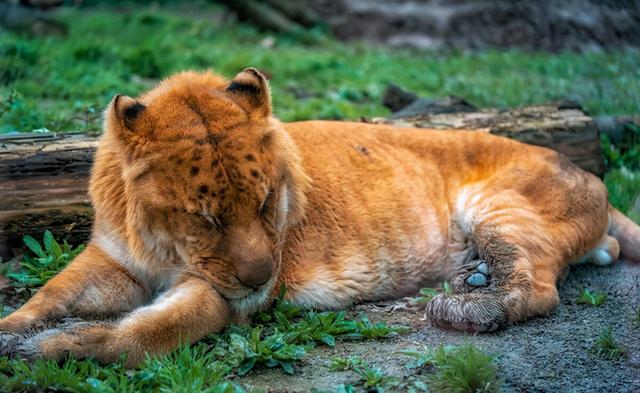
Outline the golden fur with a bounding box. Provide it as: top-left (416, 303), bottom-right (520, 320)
top-left (1, 69), bottom-right (639, 366)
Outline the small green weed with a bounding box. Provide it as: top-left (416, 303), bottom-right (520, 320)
top-left (576, 289), bottom-right (607, 307)
top-left (7, 231), bottom-right (84, 291)
top-left (213, 295), bottom-right (406, 377)
top-left (401, 342), bottom-right (500, 393)
top-left (257, 286), bottom-right (408, 348)
top-left (443, 281), bottom-right (453, 295)
top-left (410, 281), bottom-right (452, 307)
top-left (409, 287), bottom-right (440, 306)
top-left (328, 356), bottom-right (365, 371)
top-left (352, 363), bottom-right (400, 392)
top-left (351, 314), bottom-right (409, 339)
top-left (328, 356), bottom-right (399, 392)
top-left (591, 327), bottom-right (625, 360)
top-left (255, 285), bottom-right (305, 323)
top-left (633, 305), bottom-right (640, 328)
top-left (214, 326), bottom-right (307, 375)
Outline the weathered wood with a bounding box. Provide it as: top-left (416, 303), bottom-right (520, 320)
top-left (0, 104), bottom-right (612, 258)
top-left (0, 133), bottom-right (99, 258)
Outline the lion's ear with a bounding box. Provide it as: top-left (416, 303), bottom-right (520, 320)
top-left (226, 68), bottom-right (271, 118)
top-left (106, 94), bottom-right (151, 148)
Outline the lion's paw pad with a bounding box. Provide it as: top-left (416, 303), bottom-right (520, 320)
top-left (461, 260), bottom-right (490, 288)
top-left (466, 272), bottom-right (488, 287)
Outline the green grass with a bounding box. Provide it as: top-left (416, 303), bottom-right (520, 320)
top-left (0, 344), bottom-right (244, 392)
top-left (590, 327), bottom-right (625, 360)
top-left (1, 3), bottom-right (639, 133)
top-left (401, 342), bottom-right (500, 393)
top-left (576, 289), bottom-right (608, 307)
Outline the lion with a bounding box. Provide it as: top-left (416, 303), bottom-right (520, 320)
top-left (1, 68), bottom-right (638, 366)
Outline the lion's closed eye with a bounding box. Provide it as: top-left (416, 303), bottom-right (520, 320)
top-left (259, 189), bottom-right (276, 225)
top-left (198, 211), bottom-right (225, 232)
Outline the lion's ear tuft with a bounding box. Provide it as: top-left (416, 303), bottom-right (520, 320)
top-left (226, 67), bottom-right (271, 118)
top-left (113, 95), bottom-right (146, 131)
top-left (106, 94), bottom-right (152, 152)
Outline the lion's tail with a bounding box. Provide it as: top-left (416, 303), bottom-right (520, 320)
top-left (609, 205), bottom-right (640, 263)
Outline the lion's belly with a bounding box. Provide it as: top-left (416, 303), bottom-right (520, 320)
top-left (285, 210), bottom-right (474, 310)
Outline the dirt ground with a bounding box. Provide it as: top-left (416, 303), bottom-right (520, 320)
top-left (240, 261), bottom-right (640, 392)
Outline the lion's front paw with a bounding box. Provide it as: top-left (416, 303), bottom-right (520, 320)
top-left (0, 331), bottom-right (20, 357)
top-left (425, 293), bottom-right (504, 333)
top-left (10, 320), bottom-right (113, 362)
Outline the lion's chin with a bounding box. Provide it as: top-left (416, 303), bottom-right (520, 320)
top-left (227, 279), bottom-right (276, 314)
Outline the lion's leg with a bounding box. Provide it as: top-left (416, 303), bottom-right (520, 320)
top-left (11, 275), bottom-right (229, 367)
top-left (573, 234), bottom-right (620, 266)
top-left (0, 243), bottom-right (149, 335)
top-left (427, 205), bottom-right (571, 332)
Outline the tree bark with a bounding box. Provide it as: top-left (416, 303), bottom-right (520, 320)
top-left (0, 104), bottom-right (612, 258)
top-left (0, 133), bottom-right (98, 258)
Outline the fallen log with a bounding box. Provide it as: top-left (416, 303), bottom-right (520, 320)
top-left (0, 103), bottom-right (613, 258)
top-left (0, 133), bottom-right (98, 258)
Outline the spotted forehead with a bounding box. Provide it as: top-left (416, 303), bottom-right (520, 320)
top-left (159, 133), bottom-right (274, 217)
top-left (149, 90), bottom-right (276, 209)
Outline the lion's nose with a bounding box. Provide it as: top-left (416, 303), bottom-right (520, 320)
top-left (234, 257), bottom-right (273, 289)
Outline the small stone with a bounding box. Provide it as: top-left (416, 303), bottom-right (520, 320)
top-left (476, 261), bottom-right (489, 275)
top-left (466, 272), bottom-right (488, 287)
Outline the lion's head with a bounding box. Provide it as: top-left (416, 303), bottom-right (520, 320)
top-left (100, 68), bottom-right (309, 311)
